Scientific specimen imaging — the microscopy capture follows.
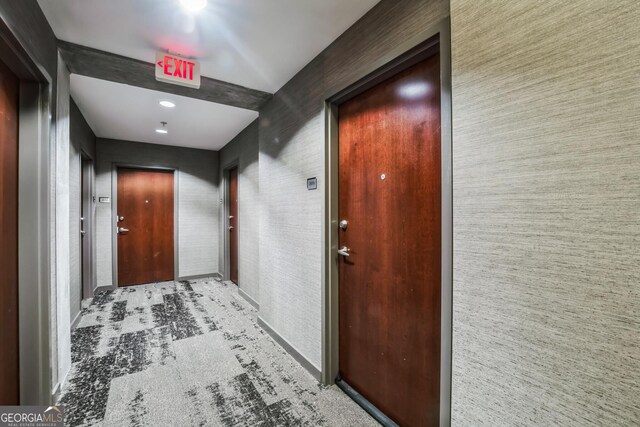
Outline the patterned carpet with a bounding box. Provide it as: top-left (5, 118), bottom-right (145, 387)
top-left (58, 277), bottom-right (377, 426)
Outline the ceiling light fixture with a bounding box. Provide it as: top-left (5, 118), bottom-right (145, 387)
top-left (159, 100), bottom-right (176, 108)
top-left (156, 121), bottom-right (168, 134)
top-left (179, 0), bottom-right (207, 13)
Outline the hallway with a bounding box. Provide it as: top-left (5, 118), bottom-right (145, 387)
top-left (2, 1), bottom-right (640, 425)
top-left (58, 278), bottom-right (375, 426)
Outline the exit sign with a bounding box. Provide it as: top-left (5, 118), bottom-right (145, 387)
top-left (155, 52), bottom-right (201, 89)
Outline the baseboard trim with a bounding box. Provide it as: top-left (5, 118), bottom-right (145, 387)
top-left (257, 316), bottom-right (321, 382)
top-left (177, 273), bottom-right (220, 281)
top-left (95, 285), bottom-right (116, 293)
top-left (57, 366), bottom-right (72, 402)
top-left (97, 274), bottom-right (220, 292)
top-left (70, 310), bottom-right (82, 330)
top-left (51, 382), bottom-right (61, 404)
top-left (238, 288), bottom-right (259, 310)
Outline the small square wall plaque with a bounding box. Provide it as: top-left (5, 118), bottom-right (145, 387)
top-left (307, 177), bottom-right (317, 190)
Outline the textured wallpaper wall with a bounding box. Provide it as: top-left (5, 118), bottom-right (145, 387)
top-left (55, 53), bottom-right (72, 390)
top-left (95, 139), bottom-right (219, 286)
top-left (450, 1), bottom-right (640, 424)
top-left (219, 120), bottom-right (260, 304)
top-left (258, 0), bottom-right (450, 369)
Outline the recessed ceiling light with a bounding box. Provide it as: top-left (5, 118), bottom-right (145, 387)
top-left (156, 121), bottom-right (168, 134)
top-left (159, 100), bottom-right (176, 108)
top-left (179, 0), bottom-right (207, 12)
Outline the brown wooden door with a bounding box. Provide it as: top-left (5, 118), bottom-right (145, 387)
top-left (338, 54), bottom-right (441, 426)
top-left (229, 167), bottom-right (239, 284)
top-left (117, 168), bottom-right (174, 286)
top-left (0, 57), bottom-right (20, 404)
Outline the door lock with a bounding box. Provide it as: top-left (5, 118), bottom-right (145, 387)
top-left (339, 220), bottom-right (348, 230)
top-left (337, 246), bottom-right (350, 257)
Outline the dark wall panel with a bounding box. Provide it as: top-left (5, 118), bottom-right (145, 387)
top-left (0, 0), bottom-right (57, 79)
top-left (70, 98), bottom-right (96, 159)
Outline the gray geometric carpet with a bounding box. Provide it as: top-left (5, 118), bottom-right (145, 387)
top-left (57, 277), bottom-right (377, 426)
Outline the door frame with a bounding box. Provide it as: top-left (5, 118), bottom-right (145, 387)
top-left (221, 159), bottom-right (239, 282)
top-left (0, 16), bottom-right (55, 404)
top-left (111, 163), bottom-right (179, 286)
top-left (321, 17), bottom-right (453, 425)
top-left (80, 151), bottom-right (96, 299)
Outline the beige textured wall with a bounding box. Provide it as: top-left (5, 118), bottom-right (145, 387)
top-left (54, 52), bottom-right (72, 391)
top-left (451, 1), bottom-right (640, 425)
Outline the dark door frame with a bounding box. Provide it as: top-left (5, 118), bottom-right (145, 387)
top-left (321, 17), bottom-right (453, 425)
top-left (221, 159), bottom-right (239, 283)
top-left (111, 163), bottom-right (179, 287)
top-left (80, 152), bottom-right (95, 299)
top-left (0, 15), bottom-right (55, 404)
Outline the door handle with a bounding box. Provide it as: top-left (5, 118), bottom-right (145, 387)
top-left (80, 230), bottom-right (86, 236)
top-left (118, 227), bottom-right (129, 234)
top-left (337, 246), bottom-right (350, 257)
top-left (229, 226), bottom-right (234, 230)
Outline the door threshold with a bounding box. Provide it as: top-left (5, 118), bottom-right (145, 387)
top-left (335, 377), bottom-right (399, 427)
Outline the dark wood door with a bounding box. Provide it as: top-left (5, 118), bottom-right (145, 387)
top-left (338, 54), bottom-right (441, 426)
top-left (229, 167), bottom-right (238, 284)
top-left (117, 168), bottom-right (174, 286)
top-left (0, 57), bottom-right (20, 404)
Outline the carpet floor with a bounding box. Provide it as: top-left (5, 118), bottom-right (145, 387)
top-left (57, 277), bottom-right (377, 426)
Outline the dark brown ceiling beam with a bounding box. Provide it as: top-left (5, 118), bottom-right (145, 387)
top-left (58, 40), bottom-right (271, 111)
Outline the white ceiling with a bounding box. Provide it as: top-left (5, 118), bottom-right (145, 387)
top-left (39, 0), bottom-right (379, 151)
top-left (70, 74), bottom-right (258, 150)
top-left (38, 0), bottom-right (380, 93)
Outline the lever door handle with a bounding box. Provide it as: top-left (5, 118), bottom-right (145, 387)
top-left (229, 226), bottom-right (234, 230)
top-left (118, 227), bottom-right (129, 233)
top-left (337, 246), bottom-right (350, 257)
